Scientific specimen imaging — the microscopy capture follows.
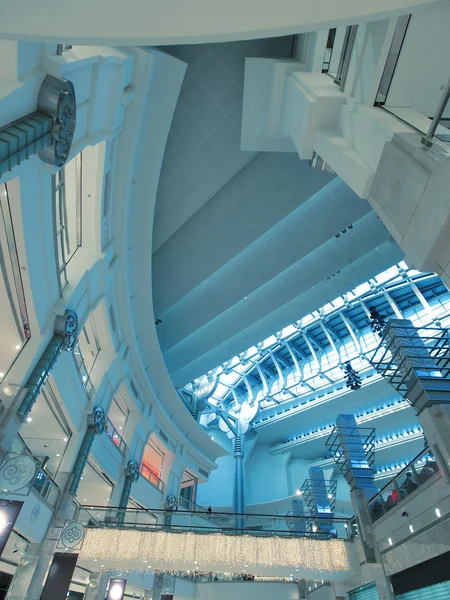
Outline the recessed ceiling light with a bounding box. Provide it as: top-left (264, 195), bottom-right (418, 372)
top-left (436, 508), bottom-right (441, 518)
top-left (409, 525), bottom-right (414, 533)
top-left (15, 345), bottom-right (21, 350)
top-left (296, 490), bottom-right (302, 495)
top-left (63, 437), bottom-right (68, 442)
top-left (0, 373), bottom-right (4, 378)
top-left (56, 454), bottom-right (60, 457)
top-left (388, 538), bottom-right (392, 545)
top-left (327, 493), bottom-right (333, 499)
top-left (27, 417), bottom-right (32, 422)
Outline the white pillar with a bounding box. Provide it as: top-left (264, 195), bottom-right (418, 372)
top-left (7, 485), bottom-right (76, 599)
top-left (84, 571), bottom-right (111, 600)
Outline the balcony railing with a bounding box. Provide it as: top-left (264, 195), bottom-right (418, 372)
top-left (368, 447), bottom-right (439, 522)
top-left (140, 462), bottom-right (165, 492)
top-left (178, 495), bottom-right (208, 512)
top-left (105, 417), bottom-right (127, 455)
top-left (53, 154), bottom-right (82, 293)
top-left (76, 506), bottom-right (352, 539)
top-left (72, 343), bottom-right (94, 397)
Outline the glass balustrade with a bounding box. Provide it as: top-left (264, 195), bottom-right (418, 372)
top-left (105, 417), bottom-right (127, 455)
top-left (140, 462), bottom-right (165, 492)
top-left (75, 506), bottom-right (352, 539)
top-left (72, 343), bottom-right (94, 397)
top-left (9, 437), bottom-right (60, 505)
top-left (368, 448), bottom-right (439, 521)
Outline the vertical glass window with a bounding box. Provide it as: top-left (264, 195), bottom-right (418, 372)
top-left (54, 153), bottom-right (82, 290)
top-left (0, 183), bottom-right (30, 383)
top-left (77, 315), bottom-right (100, 375)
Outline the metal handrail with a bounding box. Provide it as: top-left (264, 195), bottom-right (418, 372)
top-left (78, 505), bottom-right (354, 521)
top-left (178, 495), bottom-right (208, 512)
top-left (368, 446), bottom-right (437, 503)
top-left (76, 505), bottom-right (352, 539)
top-left (422, 76), bottom-right (450, 146)
top-left (140, 461), bottom-right (165, 492)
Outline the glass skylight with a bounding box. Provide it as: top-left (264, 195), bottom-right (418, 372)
top-left (195, 263), bottom-right (450, 412)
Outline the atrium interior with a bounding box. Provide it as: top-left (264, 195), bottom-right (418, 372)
top-left (0, 1), bottom-right (450, 599)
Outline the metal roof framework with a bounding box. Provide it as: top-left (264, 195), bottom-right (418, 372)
top-left (193, 263), bottom-right (450, 426)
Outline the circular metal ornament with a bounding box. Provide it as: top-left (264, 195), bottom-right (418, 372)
top-left (166, 494), bottom-right (178, 511)
top-left (0, 455), bottom-right (37, 493)
top-left (62, 310), bottom-right (79, 352)
top-left (61, 521), bottom-right (85, 548)
top-left (93, 406), bottom-right (106, 435)
top-left (37, 75), bottom-right (76, 168)
top-left (127, 459), bottom-right (140, 482)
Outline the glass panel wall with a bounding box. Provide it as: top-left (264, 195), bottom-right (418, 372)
top-left (19, 382), bottom-right (72, 480)
top-left (105, 392), bottom-right (129, 455)
top-left (0, 184), bottom-right (30, 384)
top-left (76, 461), bottom-right (114, 508)
top-left (77, 315), bottom-right (100, 375)
top-left (54, 153), bottom-right (82, 290)
top-left (141, 439), bottom-right (165, 491)
top-left (73, 343), bottom-right (94, 397)
top-left (375, 10), bottom-right (450, 146)
top-left (369, 449), bottom-right (439, 521)
top-left (179, 470), bottom-right (198, 508)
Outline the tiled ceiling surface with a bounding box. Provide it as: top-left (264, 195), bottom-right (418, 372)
top-left (153, 37), bottom-right (294, 251)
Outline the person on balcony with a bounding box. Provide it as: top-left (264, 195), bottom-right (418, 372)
top-left (400, 473), bottom-right (418, 496)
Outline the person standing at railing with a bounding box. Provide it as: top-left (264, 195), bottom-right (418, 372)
top-left (207, 505), bottom-right (212, 517)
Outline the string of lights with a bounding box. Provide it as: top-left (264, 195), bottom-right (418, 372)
top-left (80, 530), bottom-right (351, 575)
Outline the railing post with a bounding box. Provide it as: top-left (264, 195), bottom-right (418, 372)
top-left (421, 76), bottom-right (450, 147)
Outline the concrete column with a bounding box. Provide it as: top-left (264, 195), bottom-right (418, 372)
top-left (418, 405), bottom-right (450, 479)
top-left (7, 481), bottom-right (76, 599)
top-left (4, 542), bottom-right (42, 599)
top-left (233, 434), bottom-right (245, 530)
top-left (375, 576), bottom-right (396, 600)
top-left (84, 571), bottom-right (110, 600)
top-left (151, 573), bottom-right (175, 600)
top-left (70, 407), bottom-right (106, 496)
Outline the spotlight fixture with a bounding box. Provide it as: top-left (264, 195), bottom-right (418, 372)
top-left (436, 508), bottom-right (441, 518)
